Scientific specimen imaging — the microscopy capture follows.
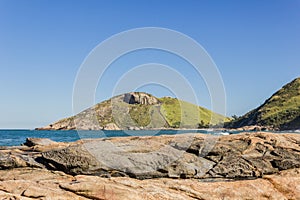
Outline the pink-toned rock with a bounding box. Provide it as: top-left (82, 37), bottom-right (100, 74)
top-left (0, 167), bottom-right (299, 200)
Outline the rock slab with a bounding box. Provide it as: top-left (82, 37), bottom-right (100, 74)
top-left (36, 132), bottom-right (300, 179)
top-left (0, 167), bottom-right (299, 200)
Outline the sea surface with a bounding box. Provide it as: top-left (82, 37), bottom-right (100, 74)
top-left (0, 129), bottom-right (227, 146)
top-left (0, 129), bottom-right (298, 146)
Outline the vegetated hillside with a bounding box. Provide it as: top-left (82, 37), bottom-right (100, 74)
top-left (37, 92), bottom-right (230, 130)
top-left (227, 77), bottom-right (300, 130)
top-left (159, 97), bottom-right (228, 128)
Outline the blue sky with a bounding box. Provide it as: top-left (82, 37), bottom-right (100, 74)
top-left (0, 0), bottom-right (299, 128)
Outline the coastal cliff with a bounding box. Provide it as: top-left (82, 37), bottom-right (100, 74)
top-left (0, 132), bottom-right (299, 199)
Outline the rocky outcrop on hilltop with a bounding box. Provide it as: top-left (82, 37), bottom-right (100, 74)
top-left (0, 132), bottom-right (300, 199)
top-left (123, 92), bottom-right (160, 105)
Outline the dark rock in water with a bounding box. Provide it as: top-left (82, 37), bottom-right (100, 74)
top-left (23, 138), bottom-right (57, 147)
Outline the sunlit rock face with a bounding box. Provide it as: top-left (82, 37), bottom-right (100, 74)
top-left (123, 92), bottom-right (160, 105)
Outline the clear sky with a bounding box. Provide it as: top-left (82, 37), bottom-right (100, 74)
top-left (0, 0), bottom-right (299, 129)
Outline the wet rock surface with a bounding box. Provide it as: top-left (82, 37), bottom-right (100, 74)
top-left (0, 132), bottom-right (299, 199)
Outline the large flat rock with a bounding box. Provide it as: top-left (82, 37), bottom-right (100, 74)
top-left (1, 132), bottom-right (300, 180)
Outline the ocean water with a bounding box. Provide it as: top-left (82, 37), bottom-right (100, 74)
top-left (0, 129), bottom-right (298, 147)
top-left (0, 129), bottom-right (234, 146)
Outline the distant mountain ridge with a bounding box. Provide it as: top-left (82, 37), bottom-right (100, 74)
top-left (37, 92), bottom-right (230, 130)
top-left (227, 77), bottom-right (300, 130)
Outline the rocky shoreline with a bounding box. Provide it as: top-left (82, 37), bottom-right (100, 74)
top-left (0, 132), bottom-right (299, 199)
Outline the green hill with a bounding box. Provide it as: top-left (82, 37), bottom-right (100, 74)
top-left (227, 77), bottom-right (300, 130)
top-left (37, 92), bottom-right (230, 130)
top-left (159, 97), bottom-right (228, 128)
